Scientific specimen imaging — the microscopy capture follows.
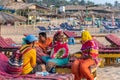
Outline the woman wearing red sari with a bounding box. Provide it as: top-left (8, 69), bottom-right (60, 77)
top-left (71, 30), bottom-right (98, 80)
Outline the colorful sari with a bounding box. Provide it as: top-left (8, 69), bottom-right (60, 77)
top-left (50, 41), bottom-right (69, 59)
top-left (81, 40), bottom-right (99, 64)
top-left (42, 41), bottom-right (69, 66)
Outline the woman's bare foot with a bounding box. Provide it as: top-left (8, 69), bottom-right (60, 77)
top-left (41, 64), bottom-right (47, 72)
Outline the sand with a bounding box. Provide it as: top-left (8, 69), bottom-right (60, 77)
top-left (1, 20), bottom-right (120, 80)
top-left (97, 66), bottom-right (120, 80)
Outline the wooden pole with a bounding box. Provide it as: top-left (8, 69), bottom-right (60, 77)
top-left (0, 24), bottom-right (1, 36)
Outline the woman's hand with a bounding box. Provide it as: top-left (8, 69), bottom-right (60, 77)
top-left (46, 47), bottom-right (52, 52)
top-left (80, 54), bottom-right (92, 60)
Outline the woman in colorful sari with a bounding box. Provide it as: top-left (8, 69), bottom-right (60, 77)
top-left (71, 30), bottom-right (98, 80)
top-left (42, 31), bottom-right (69, 73)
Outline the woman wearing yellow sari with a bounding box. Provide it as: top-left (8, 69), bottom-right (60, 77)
top-left (71, 30), bottom-right (98, 80)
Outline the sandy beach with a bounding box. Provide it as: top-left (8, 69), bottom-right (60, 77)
top-left (1, 20), bottom-right (120, 80)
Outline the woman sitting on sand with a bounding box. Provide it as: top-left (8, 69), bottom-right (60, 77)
top-left (42, 31), bottom-right (69, 73)
top-left (20, 34), bottom-right (38, 75)
top-left (71, 30), bottom-right (99, 80)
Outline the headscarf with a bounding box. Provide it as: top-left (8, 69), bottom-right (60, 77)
top-left (53, 30), bottom-right (63, 44)
top-left (81, 30), bottom-right (92, 43)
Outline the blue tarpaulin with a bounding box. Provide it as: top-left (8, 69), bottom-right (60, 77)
top-left (0, 6), bottom-right (15, 13)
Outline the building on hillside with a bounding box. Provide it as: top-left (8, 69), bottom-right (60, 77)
top-left (2, 1), bottom-right (50, 24)
top-left (1, 0), bottom-right (50, 16)
top-left (5, 3), bottom-right (49, 14)
top-left (64, 5), bottom-right (86, 14)
top-left (63, 5), bottom-right (120, 18)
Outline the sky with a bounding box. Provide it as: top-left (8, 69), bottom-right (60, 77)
top-left (87, 0), bottom-right (120, 4)
top-left (67, 0), bottom-right (120, 4)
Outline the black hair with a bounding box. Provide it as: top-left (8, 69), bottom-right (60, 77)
top-left (25, 40), bottom-right (32, 44)
top-left (39, 32), bottom-right (47, 38)
top-left (53, 32), bottom-right (59, 42)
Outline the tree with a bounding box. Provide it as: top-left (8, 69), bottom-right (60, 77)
top-left (86, 1), bottom-right (94, 6)
top-left (24, 0), bottom-right (34, 3)
top-left (114, 1), bottom-right (119, 7)
top-left (39, 0), bottom-right (67, 7)
top-left (23, 0), bottom-right (70, 7)
top-left (70, 0), bottom-right (79, 5)
top-left (105, 2), bottom-right (112, 7)
top-left (80, 0), bottom-right (86, 5)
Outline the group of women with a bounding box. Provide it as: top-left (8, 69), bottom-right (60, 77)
top-left (14, 30), bottom-right (98, 80)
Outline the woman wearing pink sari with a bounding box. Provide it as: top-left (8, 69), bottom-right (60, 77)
top-left (42, 31), bottom-right (69, 73)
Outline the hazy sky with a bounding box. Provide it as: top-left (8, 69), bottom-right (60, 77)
top-left (87, 0), bottom-right (120, 4)
top-left (67, 0), bottom-right (120, 4)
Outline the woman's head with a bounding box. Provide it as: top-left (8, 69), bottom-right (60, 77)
top-left (81, 30), bottom-right (92, 43)
top-left (53, 31), bottom-right (64, 42)
top-left (39, 32), bottom-right (47, 42)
